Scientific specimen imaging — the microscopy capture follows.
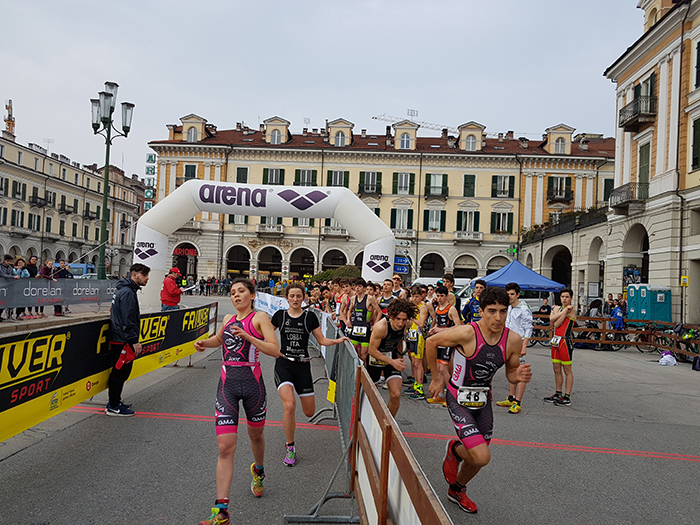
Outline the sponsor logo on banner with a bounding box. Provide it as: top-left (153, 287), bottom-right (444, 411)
top-left (277, 189), bottom-right (329, 211)
top-left (366, 254), bottom-right (391, 273)
top-left (134, 241), bottom-right (159, 260)
top-left (198, 184), bottom-right (267, 207)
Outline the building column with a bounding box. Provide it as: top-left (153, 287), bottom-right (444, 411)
top-left (158, 161), bottom-right (168, 202)
top-left (623, 87), bottom-right (633, 184)
top-left (523, 172), bottom-right (533, 228)
top-left (668, 47), bottom-right (681, 174)
top-left (586, 172), bottom-right (595, 208)
top-left (656, 55), bottom-right (670, 177)
top-left (614, 92), bottom-right (624, 187)
top-left (574, 173), bottom-right (584, 210)
top-left (535, 172), bottom-right (544, 225)
top-left (168, 161), bottom-right (177, 198)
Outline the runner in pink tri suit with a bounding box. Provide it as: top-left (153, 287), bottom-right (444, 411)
top-left (195, 278), bottom-right (280, 525)
top-left (426, 286), bottom-right (532, 515)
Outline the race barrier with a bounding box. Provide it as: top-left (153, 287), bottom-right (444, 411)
top-left (0, 303), bottom-right (218, 443)
top-left (0, 279), bottom-right (116, 309)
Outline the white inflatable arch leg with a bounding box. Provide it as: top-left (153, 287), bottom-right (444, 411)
top-left (133, 180), bottom-right (395, 309)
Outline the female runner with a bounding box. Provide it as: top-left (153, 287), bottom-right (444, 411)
top-left (195, 278), bottom-right (281, 525)
top-left (272, 282), bottom-right (348, 466)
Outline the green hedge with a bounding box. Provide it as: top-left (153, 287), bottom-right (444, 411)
top-left (308, 265), bottom-right (361, 282)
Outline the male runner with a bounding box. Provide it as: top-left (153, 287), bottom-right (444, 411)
top-left (378, 278), bottom-right (395, 315)
top-left (442, 273), bottom-right (462, 313)
top-left (462, 279), bottom-right (486, 323)
top-left (426, 286), bottom-right (532, 514)
top-left (545, 287), bottom-right (576, 406)
top-left (366, 298), bottom-right (416, 416)
top-left (336, 278), bottom-right (352, 334)
top-left (391, 274), bottom-right (407, 299)
top-left (345, 278), bottom-right (381, 360)
top-left (496, 282), bottom-right (533, 414)
top-left (426, 285), bottom-right (462, 404)
top-left (404, 285), bottom-right (428, 399)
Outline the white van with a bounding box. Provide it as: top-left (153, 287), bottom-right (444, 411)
top-left (411, 277), bottom-right (472, 289)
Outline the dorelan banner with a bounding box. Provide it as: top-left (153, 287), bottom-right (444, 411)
top-left (0, 279), bottom-right (117, 308)
top-left (0, 304), bottom-right (217, 443)
top-left (132, 180), bottom-right (395, 308)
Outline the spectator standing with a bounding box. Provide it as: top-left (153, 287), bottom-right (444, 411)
top-left (160, 268), bottom-right (183, 311)
top-left (39, 259), bottom-right (59, 316)
top-left (55, 260), bottom-right (73, 315)
top-left (617, 293), bottom-right (628, 317)
top-left (106, 263), bottom-right (150, 416)
top-left (13, 258), bottom-right (30, 319)
top-left (603, 293), bottom-right (614, 316)
top-left (26, 255), bottom-right (42, 318)
top-left (538, 298), bottom-right (552, 316)
top-left (0, 255), bottom-right (20, 320)
top-left (199, 277), bottom-right (206, 295)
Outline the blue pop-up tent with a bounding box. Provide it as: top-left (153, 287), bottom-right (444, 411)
top-left (477, 260), bottom-right (565, 292)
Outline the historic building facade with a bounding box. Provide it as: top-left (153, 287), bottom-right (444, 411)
top-left (148, 115), bottom-right (614, 284)
top-left (0, 124), bottom-right (144, 276)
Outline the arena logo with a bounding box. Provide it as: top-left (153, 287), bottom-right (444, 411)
top-left (198, 184), bottom-right (267, 207)
top-left (277, 189), bottom-right (328, 211)
top-left (365, 253), bottom-right (391, 273)
top-left (134, 241), bottom-right (159, 261)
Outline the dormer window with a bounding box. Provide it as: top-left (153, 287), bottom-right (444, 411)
top-left (400, 133), bottom-right (411, 150)
top-left (334, 131), bottom-right (346, 147)
top-left (271, 129), bottom-right (282, 145)
top-left (555, 137), bottom-right (566, 154)
top-left (187, 127), bottom-right (198, 143)
top-left (465, 135), bottom-right (477, 152)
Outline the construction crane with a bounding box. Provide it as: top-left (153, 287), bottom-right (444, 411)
top-left (372, 113), bottom-right (458, 134)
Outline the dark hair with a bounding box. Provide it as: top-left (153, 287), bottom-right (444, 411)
top-left (129, 263), bottom-right (150, 275)
top-left (285, 281), bottom-right (306, 297)
top-left (442, 273), bottom-right (455, 283)
top-left (384, 278), bottom-right (393, 284)
top-left (560, 287), bottom-right (574, 297)
top-left (366, 282), bottom-right (377, 292)
top-left (409, 284), bottom-right (423, 295)
top-left (436, 285), bottom-right (448, 295)
top-left (338, 278), bottom-right (350, 286)
top-left (3, 254), bottom-right (13, 262)
top-left (320, 286), bottom-right (330, 293)
top-left (479, 286), bottom-right (509, 309)
top-left (387, 298), bottom-right (417, 320)
top-left (505, 282), bottom-right (521, 294)
top-left (420, 285), bottom-right (428, 293)
top-left (474, 279), bottom-right (487, 288)
top-left (231, 278), bottom-right (255, 294)
top-left (354, 277), bottom-right (367, 287)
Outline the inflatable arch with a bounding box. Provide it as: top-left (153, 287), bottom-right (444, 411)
top-left (133, 180), bottom-right (395, 307)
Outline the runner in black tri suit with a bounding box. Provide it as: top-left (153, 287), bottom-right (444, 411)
top-left (195, 278), bottom-right (281, 525)
top-left (366, 298), bottom-right (417, 416)
top-left (272, 282), bottom-right (348, 467)
top-left (378, 279), bottom-right (395, 315)
top-left (426, 286), bottom-right (532, 515)
top-left (346, 278), bottom-right (381, 360)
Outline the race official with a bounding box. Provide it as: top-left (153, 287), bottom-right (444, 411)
top-left (161, 267), bottom-right (183, 311)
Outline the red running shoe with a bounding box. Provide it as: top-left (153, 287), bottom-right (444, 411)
top-left (442, 439), bottom-right (462, 486)
top-left (447, 486), bottom-right (478, 513)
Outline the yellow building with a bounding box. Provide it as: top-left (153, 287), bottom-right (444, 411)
top-left (149, 115), bottom-right (614, 284)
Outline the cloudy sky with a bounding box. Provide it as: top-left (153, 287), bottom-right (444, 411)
top-left (2, 1), bottom-right (643, 178)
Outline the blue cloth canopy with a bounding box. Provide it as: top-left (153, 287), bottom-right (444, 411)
top-left (477, 260), bottom-right (565, 292)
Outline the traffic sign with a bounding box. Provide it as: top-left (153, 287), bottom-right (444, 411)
top-left (394, 256), bottom-right (409, 265)
top-left (394, 265), bottom-right (409, 274)
top-left (395, 240), bottom-right (411, 248)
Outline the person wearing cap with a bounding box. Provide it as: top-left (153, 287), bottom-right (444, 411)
top-left (161, 267), bottom-right (183, 311)
top-left (391, 275), bottom-right (407, 299)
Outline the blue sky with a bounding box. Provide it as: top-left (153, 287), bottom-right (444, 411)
top-left (1, 0), bottom-right (643, 178)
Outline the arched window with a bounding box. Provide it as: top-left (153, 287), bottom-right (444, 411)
top-left (555, 137), bottom-right (566, 154)
top-left (465, 134), bottom-right (477, 152)
top-left (187, 127), bottom-right (197, 143)
top-left (400, 133), bottom-right (411, 149)
top-left (335, 131), bottom-right (345, 147)
top-left (271, 129), bottom-right (282, 145)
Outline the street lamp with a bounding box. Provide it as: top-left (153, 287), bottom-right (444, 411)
top-left (90, 81), bottom-right (134, 279)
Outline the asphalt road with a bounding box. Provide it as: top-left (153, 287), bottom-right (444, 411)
top-left (1, 294), bottom-right (699, 525)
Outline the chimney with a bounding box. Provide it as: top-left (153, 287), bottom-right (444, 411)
top-left (361, 129), bottom-right (366, 138)
top-left (236, 122), bottom-right (242, 131)
top-left (386, 137), bottom-right (392, 147)
top-left (441, 128), bottom-right (448, 139)
top-left (386, 125), bottom-right (391, 137)
top-left (482, 133), bottom-right (487, 148)
top-left (498, 133), bottom-right (504, 143)
top-left (579, 139), bottom-right (589, 151)
top-left (518, 137), bottom-right (529, 149)
top-left (302, 128), bottom-right (308, 136)
top-left (259, 124), bottom-right (264, 133)
top-left (447, 136), bottom-right (455, 148)
top-left (506, 130), bottom-right (514, 140)
top-left (323, 135), bottom-right (329, 143)
top-left (312, 128), bottom-right (318, 135)
top-left (542, 133), bottom-right (548, 141)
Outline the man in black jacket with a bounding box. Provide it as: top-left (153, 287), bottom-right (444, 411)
top-left (106, 263), bottom-right (150, 416)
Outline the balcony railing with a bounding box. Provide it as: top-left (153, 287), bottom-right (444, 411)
top-left (609, 182), bottom-right (649, 211)
top-left (120, 220), bottom-right (132, 229)
top-left (8, 226), bottom-right (31, 237)
top-left (358, 183), bottom-right (382, 195)
top-left (424, 186), bottom-right (449, 198)
top-left (28, 195), bottom-right (47, 207)
top-left (293, 181), bottom-right (315, 187)
top-left (321, 226), bottom-right (349, 237)
top-left (58, 203), bottom-right (74, 214)
top-left (546, 189), bottom-right (574, 203)
top-left (83, 210), bottom-right (97, 220)
top-left (180, 220), bottom-right (202, 232)
top-left (453, 231), bottom-right (483, 242)
top-left (619, 96), bottom-right (657, 131)
top-left (393, 228), bottom-right (417, 239)
top-left (256, 224), bottom-right (285, 234)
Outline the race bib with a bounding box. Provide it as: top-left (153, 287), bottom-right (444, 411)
top-left (407, 328), bottom-right (418, 341)
top-left (457, 386), bottom-right (489, 409)
top-left (368, 352), bottom-right (392, 367)
top-left (550, 335), bottom-right (562, 346)
top-left (352, 325), bottom-right (367, 337)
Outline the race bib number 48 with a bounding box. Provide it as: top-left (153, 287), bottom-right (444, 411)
top-left (457, 386), bottom-right (489, 409)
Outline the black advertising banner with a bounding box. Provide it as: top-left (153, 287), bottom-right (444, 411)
top-left (0, 279), bottom-right (117, 309)
top-left (0, 303), bottom-right (217, 442)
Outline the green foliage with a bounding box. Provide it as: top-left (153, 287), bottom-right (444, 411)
top-left (309, 265), bottom-right (361, 282)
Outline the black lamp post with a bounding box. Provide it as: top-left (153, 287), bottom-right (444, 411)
top-left (90, 81), bottom-right (134, 279)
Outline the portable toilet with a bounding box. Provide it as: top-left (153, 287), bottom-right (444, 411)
top-left (648, 285), bottom-right (672, 323)
top-left (626, 284), bottom-right (644, 321)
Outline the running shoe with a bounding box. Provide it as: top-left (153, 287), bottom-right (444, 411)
top-left (402, 385), bottom-right (415, 395)
top-left (442, 439), bottom-right (462, 486)
top-left (447, 486), bottom-right (478, 513)
top-left (250, 463), bottom-right (265, 497)
top-left (554, 396), bottom-right (571, 407)
top-left (508, 403), bottom-right (522, 414)
top-left (381, 381), bottom-right (389, 390)
top-left (105, 403), bottom-right (135, 416)
top-left (408, 387), bottom-right (425, 400)
top-left (199, 508), bottom-right (230, 525)
top-left (496, 397), bottom-right (516, 407)
top-left (402, 376), bottom-right (414, 385)
top-left (284, 445), bottom-right (296, 467)
top-left (543, 393), bottom-right (563, 403)
top-left (426, 395), bottom-right (445, 404)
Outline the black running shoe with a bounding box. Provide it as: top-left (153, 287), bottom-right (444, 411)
top-left (554, 396), bottom-right (571, 406)
top-left (543, 393), bottom-right (562, 403)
